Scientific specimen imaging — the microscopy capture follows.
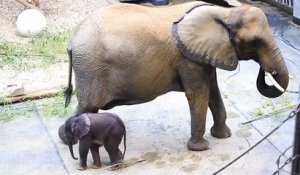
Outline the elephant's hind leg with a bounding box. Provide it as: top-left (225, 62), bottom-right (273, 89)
top-left (104, 129), bottom-right (123, 170)
top-left (209, 69), bottom-right (231, 138)
top-left (104, 143), bottom-right (123, 170)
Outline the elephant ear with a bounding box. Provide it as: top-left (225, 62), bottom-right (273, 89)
top-left (172, 5), bottom-right (239, 71)
top-left (73, 114), bottom-right (91, 139)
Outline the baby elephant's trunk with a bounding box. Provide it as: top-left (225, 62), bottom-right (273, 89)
top-left (69, 143), bottom-right (78, 160)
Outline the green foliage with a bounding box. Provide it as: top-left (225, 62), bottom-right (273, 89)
top-left (0, 42), bottom-right (28, 67)
top-left (40, 92), bottom-right (73, 118)
top-left (250, 107), bottom-right (264, 117)
top-left (249, 96), bottom-right (294, 118)
top-left (0, 101), bottom-right (35, 122)
top-left (0, 92), bottom-right (73, 122)
top-left (29, 31), bottom-right (70, 57)
top-left (0, 105), bottom-right (17, 121)
top-left (0, 30), bottom-right (71, 70)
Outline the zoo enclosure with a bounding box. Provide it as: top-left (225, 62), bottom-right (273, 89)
top-left (262, 0), bottom-right (294, 14)
top-left (274, 0), bottom-right (294, 7)
top-left (260, 0), bottom-right (300, 27)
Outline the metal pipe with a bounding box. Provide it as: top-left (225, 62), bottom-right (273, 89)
top-left (291, 84), bottom-right (300, 174)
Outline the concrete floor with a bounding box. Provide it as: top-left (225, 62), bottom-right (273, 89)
top-left (0, 1), bottom-right (300, 175)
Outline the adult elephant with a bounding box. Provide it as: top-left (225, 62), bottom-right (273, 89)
top-left (61, 1), bottom-right (289, 151)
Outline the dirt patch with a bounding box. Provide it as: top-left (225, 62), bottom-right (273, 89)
top-left (180, 164), bottom-right (198, 173)
top-left (140, 152), bottom-right (163, 162)
top-left (190, 154), bottom-right (202, 162)
top-left (235, 129), bottom-right (252, 138)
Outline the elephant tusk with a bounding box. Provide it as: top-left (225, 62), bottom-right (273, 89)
top-left (265, 72), bottom-right (285, 93)
top-left (225, 0), bottom-right (241, 6)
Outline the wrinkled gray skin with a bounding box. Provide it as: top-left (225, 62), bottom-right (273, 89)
top-left (63, 113), bottom-right (126, 171)
top-left (60, 2), bottom-right (289, 151)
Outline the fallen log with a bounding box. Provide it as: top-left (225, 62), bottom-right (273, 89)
top-left (0, 87), bottom-right (65, 105)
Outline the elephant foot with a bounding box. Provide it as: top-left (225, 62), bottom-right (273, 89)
top-left (210, 124), bottom-right (231, 138)
top-left (187, 137), bottom-right (209, 151)
top-left (91, 163), bottom-right (102, 169)
top-left (77, 165), bottom-right (88, 171)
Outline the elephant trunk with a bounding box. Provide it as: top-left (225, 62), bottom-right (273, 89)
top-left (256, 42), bottom-right (289, 98)
top-left (68, 143), bottom-right (78, 160)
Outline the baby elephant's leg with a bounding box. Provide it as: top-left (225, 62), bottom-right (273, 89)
top-left (104, 137), bottom-right (123, 170)
top-left (90, 144), bottom-right (102, 169)
top-left (78, 140), bottom-right (90, 171)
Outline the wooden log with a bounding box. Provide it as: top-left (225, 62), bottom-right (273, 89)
top-left (0, 87), bottom-right (65, 105)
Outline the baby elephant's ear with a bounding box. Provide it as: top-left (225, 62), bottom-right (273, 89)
top-left (74, 114), bottom-right (91, 139)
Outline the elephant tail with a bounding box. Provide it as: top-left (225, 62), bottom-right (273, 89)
top-left (122, 130), bottom-right (126, 159)
top-left (64, 48), bottom-right (73, 108)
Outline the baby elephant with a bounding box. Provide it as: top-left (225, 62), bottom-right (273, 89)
top-left (63, 112), bottom-right (126, 171)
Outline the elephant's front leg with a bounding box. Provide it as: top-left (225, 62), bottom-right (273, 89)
top-left (90, 144), bottom-right (102, 169)
top-left (78, 140), bottom-right (91, 171)
top-left (179, 63), bottom-right (212, 151)
top-left (186, 87), bottom-right (210, 151)
top-left (209, 69), bottom-right (231, 138)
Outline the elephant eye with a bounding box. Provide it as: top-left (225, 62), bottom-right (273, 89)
top-left (250, 37), bottom-right (263, 49)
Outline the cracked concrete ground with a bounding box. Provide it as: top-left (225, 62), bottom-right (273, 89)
top-left (0, 1), bottom-right (299, 175)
